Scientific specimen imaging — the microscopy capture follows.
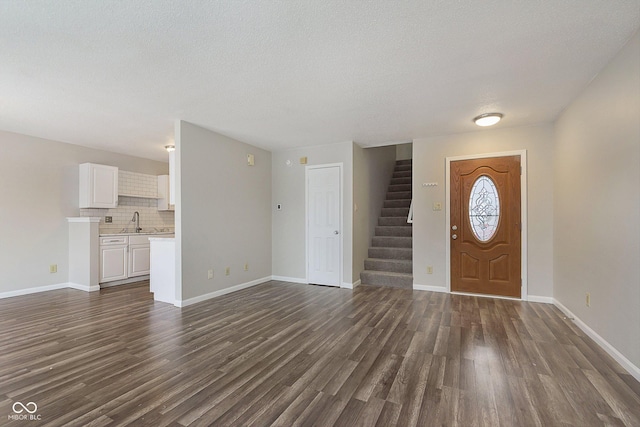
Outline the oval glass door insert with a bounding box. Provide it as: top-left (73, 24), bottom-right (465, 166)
top-left (469, 175), bottom-right (500, 241)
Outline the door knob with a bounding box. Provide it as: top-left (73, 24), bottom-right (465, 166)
top-left (334, 230), bottom-right (339, 235)
top-left (452, 234), bottom-right (458, 240)
top-left (452, 225), bottom-right (458, 230)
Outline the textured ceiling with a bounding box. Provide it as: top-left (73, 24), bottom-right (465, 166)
top-left (1, 1), bottom-right (639, 161)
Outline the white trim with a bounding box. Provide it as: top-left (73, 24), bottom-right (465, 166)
top-left (553, 299), bottom-right (640, 382)
top-left (451, 291), bottom-right (521, 301)
top-left (175, 276), bottom-right (271, 308)
top-left (68, 282), bottom-right (100, 292)
top-left (271, 275), bottom-right (308, 284)
top-left (341, 280), bottom-right (361, 289)
top-left (413, 284), bottom-right (448, 293)
top-left (305, 163), bottom-right (344, 288)
top-left (0, 283), bottom-right (70, 299)
top-left (527, 295), bottom-right (554, 304)
top-left (445, 150), bottom-right (529, 300)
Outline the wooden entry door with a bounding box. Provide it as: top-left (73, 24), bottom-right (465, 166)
top-left (450, 156), bottom-right (521, 298)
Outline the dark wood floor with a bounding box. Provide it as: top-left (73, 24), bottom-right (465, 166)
top-left (1, 281), bottom-right (639, 426)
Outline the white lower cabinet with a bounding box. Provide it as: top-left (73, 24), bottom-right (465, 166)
top-left (100, 235), bottom-right (151, 284)
top-left (128, 235), bottom-right (151, 277)
top-left (99, 236), bottom-right (128, 283)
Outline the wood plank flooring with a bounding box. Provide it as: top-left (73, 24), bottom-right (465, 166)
top-left (0, 280), bottom-right (639, 426)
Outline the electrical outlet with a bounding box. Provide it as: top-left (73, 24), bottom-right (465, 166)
top-left (208, 269), bottom-right (213, 280)
top-left (225, 267), bottom-right (230, 276)
top-left (244, 262), bottom-right (249, 271)
top-left (432, 202), bottom-right (442, 211)
top-left (105, 216), bottom-right (112, 223)
top-left (49, 264), bottom-right (57, 273)
top-left (427, 266), bottom-right (433, 274)
top-left (586, 292), bottom-right (591, 307)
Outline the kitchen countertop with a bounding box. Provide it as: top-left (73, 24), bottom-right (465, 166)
top-left (99, 231), bottom-right (175, 237)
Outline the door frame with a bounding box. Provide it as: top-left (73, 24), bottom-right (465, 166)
top-left (445, 150), bottom-right (528, 300)
top-left (305, 163), bottom-right (344, 287)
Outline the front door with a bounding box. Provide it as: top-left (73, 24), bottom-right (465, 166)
top-left (450, 155), bottom-right (521, 298)
top-left (307, 165), bottom-right (341, 286)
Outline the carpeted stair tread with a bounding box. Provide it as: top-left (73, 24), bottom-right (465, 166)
top-left (375, 226), bottom-right (412, 237)
top-left (384, 199), bottom-right (412, 208)
top-left (368, 247), bottom-right (412, 260)
top-left (388, 184), bottom-right (412, 192)
top-left (381, 207), bottom-right (410, 217)
top-left (378, 216), bottom-right (411, 226)
top-left (364, 258), bottom-right (413, 273)
top-left (393, 171), bottom-right (412, 178)
top-left (360, 270), bottom-right (413, 289)
top-left (372, 236), bottom-right (412, 248)
top-left (386, 191), bottom-right (412, 200)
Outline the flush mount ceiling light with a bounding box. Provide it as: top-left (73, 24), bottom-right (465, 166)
top-left (473, 113), bottom-right (503, 127)
top-left (164, 145), bottom-right (175, 152)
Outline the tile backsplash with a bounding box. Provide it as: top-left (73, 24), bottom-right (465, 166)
top-left (80, 170), bottom-right (174, 234)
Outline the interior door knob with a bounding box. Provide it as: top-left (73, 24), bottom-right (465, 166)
top-left (334, 230), bottom-right (339, 235)
top-left (452, 225), bottom-right (458, 230)
top-left (452, 234), bottom-right (458, 240)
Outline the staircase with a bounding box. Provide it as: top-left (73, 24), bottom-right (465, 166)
top-left (360, 159), bottom-right (413, 289)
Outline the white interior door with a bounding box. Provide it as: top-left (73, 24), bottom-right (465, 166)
top-left (307, 165), bottom-right (341, 286)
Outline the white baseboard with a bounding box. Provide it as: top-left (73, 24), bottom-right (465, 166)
top-left (553, 298), bottom-right (640, 382)
top-left (271, 275), bottom-right (308, 284)
top-left (413, 284), bottom-right (448, 293)
top-left (176, 276), bottom-right (271, 308)
top-left (341, 281), bottom-right (354, 289)
top-left (351, 279), bottom-right (361, 288)
top-left (0, 282), bottom-right (69, 299)
top-left (68, 282), bottom-right (100, 292)
top-left (527, 295), bottom-right (554, 304)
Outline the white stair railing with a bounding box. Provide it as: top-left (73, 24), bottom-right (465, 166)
top-left (407, 199), bottom-right (413, 224)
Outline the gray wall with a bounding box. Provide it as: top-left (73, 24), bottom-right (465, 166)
top-left (554, 31), bottom-right (640, 368)
top-left (396, 143), bottom-right (413, 160)
top-left (177, 121), bottom-right (272, 301)
top-left (353, 144), bottom-right (396, 283)
top-left (0, 130), bottom-right (168, 293)
top-left (272, 142), bottom-right (354, 284)
top-left (412, 124), bottom-right (555, 298)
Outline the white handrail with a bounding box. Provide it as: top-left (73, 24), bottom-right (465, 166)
top-left (407, 199), bottom-right (413, 224)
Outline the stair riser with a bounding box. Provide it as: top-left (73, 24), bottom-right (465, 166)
top-left (375, 226), bottom-right (412, 237)
top-left (372, 237), bottom-right (412, 248)
top-left (393, 171), bottom-right (412, 178)
top-left (388, 184), bottom-right (412, 192)
top-left (390, 177), bottom-right (411, 185)
top-left (386, 191), bottom-right (412, 200)
top-left (383, 199), bottom-right (411, 208)
top-left (395, 159), bottom-right (412, 166)
top-left (368, 247), bottom-right (412, 260)
top-left (360, 271), bottom-right (413, 289)
top-left (394, 165), bottom-right (412, 172)
top-left (381, 208), bottom-right (410, 217)
top-left (378, 217), bottom-right (411, 226)
top-left (364, 259), bottom-right (413, 273)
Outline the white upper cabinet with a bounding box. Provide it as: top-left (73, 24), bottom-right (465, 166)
top-left (157, 175), bottom-right (174, 211)
top-left (79, 163), bottom-right (118, 208)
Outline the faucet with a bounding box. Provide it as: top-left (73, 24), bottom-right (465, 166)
top-left (131, 211), bottom-right (142, 233)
